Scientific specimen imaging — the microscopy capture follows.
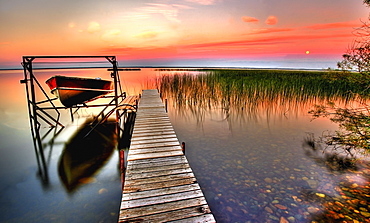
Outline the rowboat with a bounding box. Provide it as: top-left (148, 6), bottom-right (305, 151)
top-left (45, 75), bottom-right (113, 107)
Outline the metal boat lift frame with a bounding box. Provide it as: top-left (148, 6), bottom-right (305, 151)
top-left (20, 56), bottom-right (129, 182)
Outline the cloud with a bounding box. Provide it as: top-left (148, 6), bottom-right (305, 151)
top-left (87, 21), bottom-right (101, 33)
top-left (68, 22), bottom-right (76, 28)
top-left (126, 3), bottom-right (190, 23)
top-left (265, 16), bottom-right (278, 25)
top-left (185, 0), bottom-right (218, 5)
top-left (134, 31), bottom-right (159, 39)
top-left (248, 28), bottom-right (294, 35)
top-left (181, 33), bottom-right (353, 50)
top-left (242, 16), bottom-right (259, 23)
top-left (101, 29), bottom-right (121, 42)
top-left (306, 21), bottom-right (358, 30)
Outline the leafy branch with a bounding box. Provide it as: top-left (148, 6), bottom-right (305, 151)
top-left (309, 103), bottom-right (370, 156)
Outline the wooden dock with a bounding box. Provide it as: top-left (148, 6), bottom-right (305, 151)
top-left (119, 89), bottom-right (216, 222)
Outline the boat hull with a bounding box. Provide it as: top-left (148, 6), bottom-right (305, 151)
top-left (46, 76), bottom-right (113, 107)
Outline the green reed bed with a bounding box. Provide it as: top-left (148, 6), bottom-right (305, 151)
top-left (159, 69), bottom-right (370, 112)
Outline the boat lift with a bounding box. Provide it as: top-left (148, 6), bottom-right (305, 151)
top-left (20, 56), bottom-right (136, 183)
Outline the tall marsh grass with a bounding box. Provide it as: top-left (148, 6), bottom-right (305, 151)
top-left (158, 69), bottom-right (370, 115)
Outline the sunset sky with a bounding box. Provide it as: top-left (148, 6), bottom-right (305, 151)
top-left (0, 0), bottom-right (369, 69)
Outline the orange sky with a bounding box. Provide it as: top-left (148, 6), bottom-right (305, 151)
top-left (0, 0), bottom-right (369, 69)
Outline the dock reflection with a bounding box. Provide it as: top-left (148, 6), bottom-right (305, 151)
top-left (58, 119), bottom-right (117, 192)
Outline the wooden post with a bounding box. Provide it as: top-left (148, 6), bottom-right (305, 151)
top-left (119, 149), bottom-right (125, 189)
top-left (181, 142), bottom-right (185, 154)
top-left (165, 99), bottom-right (168, 113)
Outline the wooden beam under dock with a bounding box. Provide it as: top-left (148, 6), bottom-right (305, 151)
top-left (119, 89), bottom-right (215, 222)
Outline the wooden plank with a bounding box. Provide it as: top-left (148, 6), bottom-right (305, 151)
top-left (168, 214), bottom-right (216, 223)
top-left (134, 116), bottom-right (170, 122)
top-left (121, 190), bottom-right (205, 209)
top-left (127, 163), bottom-right (190, 173)
top-left (130, 137), bottom-right (180, 146)
top-left (128, 146), bottom-right (182, 155)
top-left (123, 178), bottom-right (198, 193)
top-left (128, 157), bottom-right (188, 168)
top-left (119, 205), bottom-right (213, 223)
top-left (127, 151), bottom-right (184, 160)
top-left (122, 184), bottom-right (201, 200)
top-left (125, 172), bottom-right (195, 186)
top-left (131, 130), bottom-right (176, 137)
top-left (132, 124), bottom-right (174, 131)
top-left (127, 167), bottom-right (194, 180)
top-left (119, 197), bottom-right (208, 219)
top-left (129, 141), bottom-right (180, 149)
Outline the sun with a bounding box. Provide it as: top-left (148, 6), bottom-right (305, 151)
top-left (305, 50), bottom-right (310, 55)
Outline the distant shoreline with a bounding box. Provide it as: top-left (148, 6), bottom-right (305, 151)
top-left (0, 66), bottom-right (330, 72)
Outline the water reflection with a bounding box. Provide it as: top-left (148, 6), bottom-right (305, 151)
top-left (159, 70), bottom-right (370, 222)
top-left (58, 119), bottom-right (117, 193)
top-left (0, 69), bottom-right (125, 222)
top-left (302, 133), bottom-right (370, 222)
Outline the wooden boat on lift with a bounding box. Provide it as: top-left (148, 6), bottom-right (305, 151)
top-left (45, 75), bottom-right (113, 107)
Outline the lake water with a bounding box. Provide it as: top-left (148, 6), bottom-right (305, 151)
top-left (0, 68), bottom-right (369, 222)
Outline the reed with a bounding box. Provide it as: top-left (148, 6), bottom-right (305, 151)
top-left (158, 69), bottom-right (370, 114)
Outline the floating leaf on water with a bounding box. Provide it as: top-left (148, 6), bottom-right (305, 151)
top-left (264, 178), bottom-right (273, 183)
top-left (315, 193), bottom-right (325, 198)
top-left (274, 204), bottom-right (288, 210)
top-left (99, 188), bottom-right (108, 194)
top-left (265, 206), bottom-right (273, 214)
top-left (78, 177), bottom-right (97, 184)
top-left (280, 216), bottom-right (289, 223)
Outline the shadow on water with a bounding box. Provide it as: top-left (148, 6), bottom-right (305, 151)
top-left (58, 119), bottom-right (117, 193)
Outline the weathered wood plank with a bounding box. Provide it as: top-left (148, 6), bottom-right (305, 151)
top-left (127, 150), bottom-right (184, 160)
top-left (127, 167), bottom-right (194, 180)
top-left (131, 133), bottom-right (177, 141)
top-left (129, 141), bottom-right (180, 149)
top-left (134, 117), bottom-right (170, 122)
top-left (126, 162), bottom-right (190, 173)
top-left (128, 157), bottom-right (188, 169)
top-left (132, 125), bottom-right (174, 131)
top-left (128, 146), bottom-right (182, 155)
top-left (128, 155), bottom-right (186, 164)
top-left (121, 190), bottom-right (205, 209)
top-left (122, 184), bottom-right (201, 200)
top-left (125, 172), bottom-right (195, 186)
top-left (168, 214), bottom-right (216, 223)
top-left (119, 197), bottom-right (208, 219)
top-left (119, 205), bottom-right (212, 223)
top-left (123, 178), bottom-right (198, 193)
top-left (131, 130), bottom-right (176, 137)
top-left (130, 137), bottom-right (179, 146)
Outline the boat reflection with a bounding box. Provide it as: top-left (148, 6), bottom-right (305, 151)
top-left (58, 118), bottom-right (117, 192)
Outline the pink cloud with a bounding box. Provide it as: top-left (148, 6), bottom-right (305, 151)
top-left (185, 0), bottom-right (217, 5)
top-left (242, 16), bottom-right (259, 23)
top-left (306, 21), bottom-right (359, 30)
top-left (265, 16), bottom-right (278, 25)
top-left (248, 28), bottom-right (294, 35)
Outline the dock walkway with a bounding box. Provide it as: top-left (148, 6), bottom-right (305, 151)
top-left (119, 89), bottom-right (215, 222)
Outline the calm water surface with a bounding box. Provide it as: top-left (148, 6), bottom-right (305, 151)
top-left (0, 68), bottom-right (369, 222)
